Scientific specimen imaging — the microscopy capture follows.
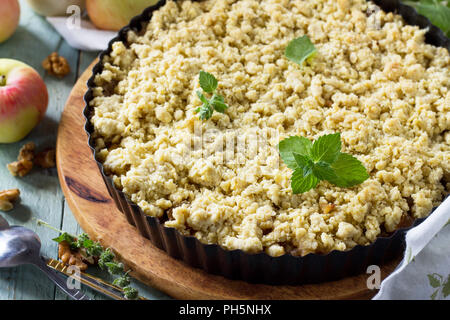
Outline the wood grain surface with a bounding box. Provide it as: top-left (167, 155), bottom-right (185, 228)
top-left (56, 60), bottom-right (400, 300)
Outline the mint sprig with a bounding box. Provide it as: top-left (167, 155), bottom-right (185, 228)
top-left (195, 71), bottom-right (229, 120)
top-left (285, 35), bottom-right (317, 67)
top-left (278, 133), bottom-right (369, 194)
top-left (404, 0), bottom-right (450, 37)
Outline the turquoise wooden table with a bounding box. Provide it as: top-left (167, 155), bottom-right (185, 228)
top-left (0, 0), bottom-right (169, 300)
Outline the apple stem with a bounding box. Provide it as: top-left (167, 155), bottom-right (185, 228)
top-left (0, 75), bottom-right (5, 86)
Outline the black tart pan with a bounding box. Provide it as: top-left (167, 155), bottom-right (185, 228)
top-left (83, 0), bottom-right (449, 285)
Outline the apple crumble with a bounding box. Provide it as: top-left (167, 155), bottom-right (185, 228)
top-left (89, 0), bottom-right (450, 256)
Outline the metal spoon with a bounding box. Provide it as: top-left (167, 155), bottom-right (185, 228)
top-left (0, 225), bottom-right (90, 300)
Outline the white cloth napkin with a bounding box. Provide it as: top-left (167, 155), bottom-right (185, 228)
top-left (46, 17), bottom-right (116, 51)
top-left (374, 196), bottom-right (450, 300)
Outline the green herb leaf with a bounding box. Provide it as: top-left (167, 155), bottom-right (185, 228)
top-left (428, 273), bottom-right (443, 288)
top-left (430, 289), bottom-right (439, 300)
top-left (123, 286), bottom-right (139, 300)
top-left (106, 262), bottom-right (124, 275)
top-left (312, 162), bottom-right (338, 181)
top-left (199, 71), bottom-right (218, 93)
top-left (52, 232), bottom-right (76, 247)
top-left (196, 104), bottom-right (214, 120)
top-left (279, 133), bottom-right (369, 194)
top-left (442, 275), bottom-right (450, 298)
top-left (328, 153), bottom-right (370, 187)
top-left (210, 94), bottom-right (229, 113)
top-left (285, 35), bottom-right (317, 66)
top-left (113, 273), bottom-right (131, 288)
top-left (86, 241), bottom-right (103, 257)
top-left (196, 90), bottom-right (208, 104)
top-left (293, 153), bottom-right (314, 177)
top-left (195, 72), bottom-right (229, 120)
top-left (291, 168), bottom-right (320, 194)
top-left (311, 133), bottom-right (341, 164)
top-left (99, 248), bottom-right (115, 270)
top-left (405, 0), bottom-right (450, 37)
top-left (278, 136), bottom-right (313, 170)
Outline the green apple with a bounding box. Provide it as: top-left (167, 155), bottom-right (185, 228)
top-left (86, 0), bottom-right (159, 31)
top-left (0, 59), bottom-right (48, 143)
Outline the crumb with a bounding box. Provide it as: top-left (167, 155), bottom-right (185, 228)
top-left (320, 203), bottom-right (336, 214)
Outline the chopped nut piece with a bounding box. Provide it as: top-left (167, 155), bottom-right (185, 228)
top-left (0, 189), bottom-right (20, 212)
top-left (18, 142), bottom-right (35, 161)
top-left (320, 203), bottom-right (336, 214)
top-left (7, 159), bottom-right (33, 177)
top-left (42, 52), bottom-right (71, 78)
top-left (58, 241), bottom-right (88, 271)
top-left (7, 143), bottom-right (35, 177)
top-left (35, 149), bottom-right (56, 168)
top-left (0, 200), bottom-right (13, 212)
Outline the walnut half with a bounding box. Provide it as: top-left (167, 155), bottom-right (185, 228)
top-left (0, 189), bottom-right (20, 212)
top-left (58, 241), bottom-right (88, 271)
top-left (42, 52), bottom-right (71, 78)
top-left (7, 142), bottom-right (35, 177)
top-left (35, 149), bottom-right (56, 168)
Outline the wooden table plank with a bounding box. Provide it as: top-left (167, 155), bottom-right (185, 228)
top-left (0, 0), bottom-right (78, 300)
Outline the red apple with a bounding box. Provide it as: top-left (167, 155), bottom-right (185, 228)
top-left (0, 0), bottom-right (20, 43)
top-left (86, 0), bottom-right (159, 31)
top-left (0, 59), bottom-right (48, 143)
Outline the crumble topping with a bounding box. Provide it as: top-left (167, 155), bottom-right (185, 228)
top-left (90, 0), bottom-right (449, 256)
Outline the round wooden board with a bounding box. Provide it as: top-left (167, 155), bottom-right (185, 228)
top-left (56, 60), bottom-right (399, 300)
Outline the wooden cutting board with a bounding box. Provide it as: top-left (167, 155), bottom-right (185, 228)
top-left (56, 60), bottom-right (399, 300)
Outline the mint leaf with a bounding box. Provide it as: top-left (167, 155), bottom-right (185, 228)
top-left (195, 72), bottom-right (229, 120)
top-left (291, 168), bottom-right (319, 194)
top-left (196, 90), bottom-right (208, 104)
top-left (278, 136), bottom-right (312, 170)
top-left (285, 35), bottom-right (317, 66)
top-left (312, 162), bottom-right (338, 181)
top-left (311, 133), bottom-right (341, 164)
top-left (196, 104), bottom-right (214, 120)
top-left (328, 153), bottom-right (370, 187)
top-left (199, 71), bottom-right (218, 93)
top-left (293, 153), bottom-right (314, 177)
top-left (278, 133), bottom-right (369, 194)
top-left (405, 0), bottom-right (450, 37)
top-left (210, 94), bottom-right (228, 113)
